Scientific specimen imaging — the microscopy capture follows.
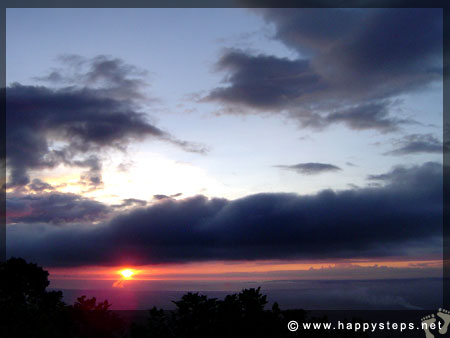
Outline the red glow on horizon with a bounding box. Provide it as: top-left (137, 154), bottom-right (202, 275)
top-left (46, 258), bottom-right (443, 286)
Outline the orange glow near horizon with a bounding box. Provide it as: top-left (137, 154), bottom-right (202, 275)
top-left (47, 258), bottom-right (443, 284)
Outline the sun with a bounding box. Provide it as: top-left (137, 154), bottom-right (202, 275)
top-left (119, 269), bottom-right (135, 279)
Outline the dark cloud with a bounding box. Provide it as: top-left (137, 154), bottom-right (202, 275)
top-left (34, 55), bottom-right (149, 101)
top-left (204, 9), bottom-right (442, 132)
top-left (205, 50), bottom-right (324, 111)
top-left (112, 198), bottom-right (147, 209)
top-left (73, 155), bottom-right (103, 187)
top-left (27, 179), bottom-right (54, 192)
top-left (7, 162), bottom-right (442, 266)
top-left (153, 194), bottom-right (171, 200)
top-left (325, 102), bottom-right (411, 133)
top-left (6, 55), bottom-right (206, 187)
top-left (384, 134), bottom-right (442, 155)
top-left (6, 192), bottom-right (111, 225)
top-left (366, 161), bottom-right (442, 198)
top-left (275, 162), bottom-right (341, 175)
top-left (153, 193), bottom-right (183, 200)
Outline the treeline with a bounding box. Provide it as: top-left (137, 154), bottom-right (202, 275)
top-left (0, 258), bottom-right (369, 338)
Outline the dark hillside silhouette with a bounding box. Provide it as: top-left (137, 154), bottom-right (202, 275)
top-left (130, 288), bottom-right (369, 338)
top-left (0, 257), bottom-right (66, 338)
top-left (1, 258), bottom-right (370, 338)
top-left (0, 257), bottom-right (124, 338)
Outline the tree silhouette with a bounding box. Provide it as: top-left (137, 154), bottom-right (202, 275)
top-left (132, 287), bottom-right (371, 338)
top-left (0, 257), bottom-right (65, 338)
top-left (131, 287), bottom-right (286, 338)
top-left (67, 296), bottom-right (124, 338)
top-left (0, 257), bottom-right (124, 338)
top-left (172, 292), bottom-right (219, 338)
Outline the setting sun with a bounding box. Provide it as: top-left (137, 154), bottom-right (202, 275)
top-left (120, 269), bottom-right (134, 278)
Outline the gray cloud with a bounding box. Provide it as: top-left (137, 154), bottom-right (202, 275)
top-left (27, 179), bottom-right (54, 192)
top-left (275, 162), bottom-right (341, 175)
top-left (112, 198), bottom-right (148, 209)
top-left (325, 102), bottom-right (412, 133)
top-left (384, 134), bottom-right (442, 155)
top-left (6, 55), bottom-right (206, 188)
top-left (366, 161), bottom-right (442, 200)
top-left (204, 9), bottom-right (442, 132)
top-left (153, 193), bottom-right (183, 200)
top-left (6, 192), bottom-right (111, 225)
top-left (7, 162), bottom-right (442, 266)
top-left (205, 50), bottom-right (324, 111)
top-left (34, 54), bottom-right (149, 101)
top-left (153, 194), bottom-right (171, 200)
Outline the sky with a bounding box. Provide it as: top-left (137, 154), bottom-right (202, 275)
top-left (4, 8), bottom-right (444, 308)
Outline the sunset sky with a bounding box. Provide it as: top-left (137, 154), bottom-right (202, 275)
top-left (5, 8), bottom-right (443, 308)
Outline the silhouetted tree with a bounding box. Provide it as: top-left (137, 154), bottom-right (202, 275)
top-left (67, 296), bottom-right (124, 338)
top-left (132, 287), bottom-right (372, 338)
top-left (135, 288), bottom-right (288, 338)
top-left (0, 257), bottom-right (66, 338)
top-left (0, 258), bottom-right (124, 338)
top-left (172, 292), bottom-right (218, 338)
top-left (129, 306), bottom-right (172, 338)
top-left (147, 306), bottom-right (173, 338)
